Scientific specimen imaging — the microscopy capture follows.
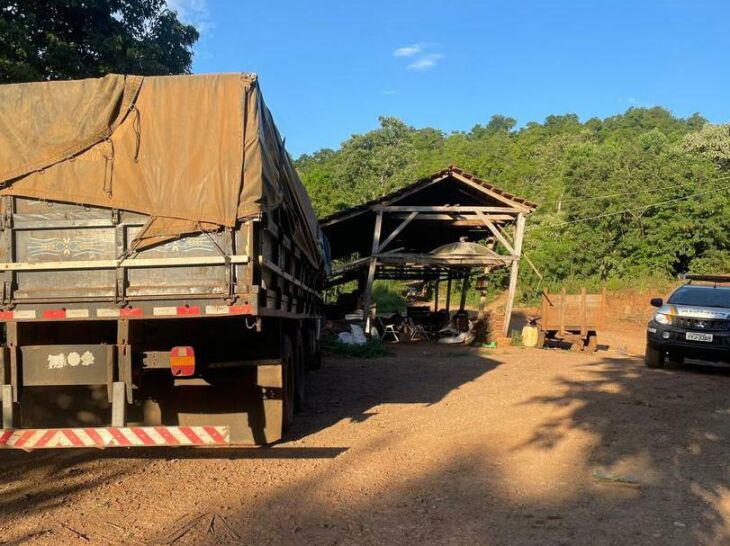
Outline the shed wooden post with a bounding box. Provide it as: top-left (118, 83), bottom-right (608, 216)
top-left (362, 210), bottom-right (383, 329)
top-left (503, 213), bottom-right (526, 337)
top-left (445, 271), bottom-right (453, 314)
top-left (434, 271), bottom-right (440, 312)
top-left (459, 275), bottom-right (470, 312)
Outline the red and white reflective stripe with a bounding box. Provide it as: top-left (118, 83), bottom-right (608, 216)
top-left (204, 304), bottom-right (252, 315)
top-left (0, 426), bottom-right (230, 449)
top-left (0, 310), bottom-right (36, 320)
top-left (0, 304), bottom-right (252, 321)
top-left (153, 305), bottom-right (201, 317)
top-left (41, 309), bottom-right (90, 319)
top-left (96, 308), bottom-right (144, 318)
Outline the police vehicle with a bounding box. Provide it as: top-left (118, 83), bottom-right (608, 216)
top-left (646, 275), bottom-right (730, 368)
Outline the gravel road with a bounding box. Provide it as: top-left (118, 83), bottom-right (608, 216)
top-left (1, 336), bottom-right (729, 545)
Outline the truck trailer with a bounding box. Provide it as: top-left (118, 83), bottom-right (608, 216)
top-left (0, 73), bottom-right (327, 448)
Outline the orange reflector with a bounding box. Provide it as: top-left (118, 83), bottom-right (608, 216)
top-left (170, 346), bottom-right (195, 377)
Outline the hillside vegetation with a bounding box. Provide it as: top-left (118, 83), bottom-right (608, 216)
top-left (296, 109), bottom-right (730, 299)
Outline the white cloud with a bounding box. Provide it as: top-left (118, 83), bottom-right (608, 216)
top-left (393, 44), bottom-right (423, 57)
top-left (167, 0), bottom-right (213, 35)
top-left (381, 90), bottom-right (396, 95)
top-left (408, 53), bottom-right (444, 71)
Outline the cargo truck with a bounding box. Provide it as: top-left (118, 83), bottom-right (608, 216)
top-left (0, 73), bottom-right (327, 448)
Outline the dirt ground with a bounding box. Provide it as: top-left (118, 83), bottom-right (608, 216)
top-left (1, 307), bottom-right (730, 545)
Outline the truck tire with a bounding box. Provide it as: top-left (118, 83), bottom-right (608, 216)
top-left (281, 334), bottom-right (295, 430)
top-left (294, 330), bottom-right (306, 412)
top-left (305, 325), bottom-right (322, 370)
top-left (645, 345), bottom-right (665, 368)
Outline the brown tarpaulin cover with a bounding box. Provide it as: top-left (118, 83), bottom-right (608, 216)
top-left (0, 73), bottom-right (324, 263)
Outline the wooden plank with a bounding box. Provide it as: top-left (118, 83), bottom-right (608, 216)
top-left (0, 255), bottom-right (250, 271)
top-left (375, 253), bottom-right (515, 266)
top-left (319, 175), bottom-right (451, 227)
top-left (361, 210), bottom-right (383, 325)
top-left (448, 171), bottom-right (533, 213)
top-left (374, 205), bottom-right (523, 213)
top-left (261, 259), bottom-right (320, 297)
top-left (502, 213), bottom-right (525, 336)
top-left (434, 273), bottom-right (440, 312)
top-left (446, 272), bottom-right (453, 313)
top-left (378, 211), bottom-right (418, 252)
top-left (459, 275), bottom-right (469, 312)
top-left (581, 287), bottom-right (587, 337)
top-left (390, 213), bottom-right (515, 222)
top-left (475, 211), bottom-right (515, 255)
top-left (559, 287), bottom-right (566, 335)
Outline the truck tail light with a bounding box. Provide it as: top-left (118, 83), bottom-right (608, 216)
top-left (170, 346), bottom-right (195, 377)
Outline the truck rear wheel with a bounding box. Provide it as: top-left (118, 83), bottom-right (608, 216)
top-left (645, 345), bottom-right (665, 368)
top-left (281, 334), bottom-right (295, 430)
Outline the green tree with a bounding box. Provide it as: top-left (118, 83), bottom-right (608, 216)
top-left (681, 123), bottom-right (730, 169)
top-left (0, 0), bottom-right (198, 83)
top-left (296, 107), bottom-right (727, 285)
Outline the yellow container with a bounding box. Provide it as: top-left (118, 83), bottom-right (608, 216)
top-left (522, 325), bottom-right (538, 348)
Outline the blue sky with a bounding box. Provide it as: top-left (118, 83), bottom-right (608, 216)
top-left (169, 0), bottom-right (730, 157)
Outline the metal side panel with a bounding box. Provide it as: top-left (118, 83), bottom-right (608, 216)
top-left (125, 227), bottom-right (230, 297)
top-left (14, 227), bottom-right (117, 299)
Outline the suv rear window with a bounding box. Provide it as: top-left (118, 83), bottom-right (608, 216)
top-left (668, 285), bottom-right (730, 308)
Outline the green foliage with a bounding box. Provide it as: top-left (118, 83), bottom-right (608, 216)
top-left (681, 124), bottom-right (730, 170)
top-left (372, 281), bottom-right (407, 314)
top-left (297, 107), bottom-right (730, 290)
top-left (322, 337), bottom-right (391, 358)
top-left (0, 0), bottom-right (198, 83)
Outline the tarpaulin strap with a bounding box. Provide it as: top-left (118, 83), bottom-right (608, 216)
top-left (132, 105), bottom-right (141, 162)
top-left (198, 222), bottom-right (229, 263)
top-left (103, 138), bottom-right (115, 197)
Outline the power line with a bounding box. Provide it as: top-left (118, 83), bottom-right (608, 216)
top-left (576, 173), bottom-right (730, 202)
top-left (528, 179), bottom-right (730, 233)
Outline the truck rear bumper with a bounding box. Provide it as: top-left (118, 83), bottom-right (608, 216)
top-left (0, 425), bottom-right (230, 450)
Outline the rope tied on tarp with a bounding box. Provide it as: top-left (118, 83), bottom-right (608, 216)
top-left (102, 137), bottom-right (115, 197)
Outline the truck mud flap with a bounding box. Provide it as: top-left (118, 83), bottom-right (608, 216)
top-left (138, 362), bottom-right (284, 446)
top-left (0, 425), bottom-right (230, 449)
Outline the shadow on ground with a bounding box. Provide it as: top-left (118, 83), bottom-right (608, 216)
top-left (147, 353), bottom-right (730, 545)
top-left (0, 344), bottom-right (499, 530)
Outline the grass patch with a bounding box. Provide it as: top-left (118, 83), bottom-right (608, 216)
top-left (372, 281), bottom-right (407, 314)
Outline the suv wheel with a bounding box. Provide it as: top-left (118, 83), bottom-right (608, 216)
top-left (668, 352), bottom-right (684, 369)
top-left (645, 345), bottom-right (665, 368)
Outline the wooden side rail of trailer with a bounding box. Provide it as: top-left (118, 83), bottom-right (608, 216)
top-left (538, 287), bottom-right (607, 351)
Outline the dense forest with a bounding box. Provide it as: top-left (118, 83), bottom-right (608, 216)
top-left (296, 109), bottom-right (730, 297)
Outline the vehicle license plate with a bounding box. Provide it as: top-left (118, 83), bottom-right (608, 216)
top-left (686, 332), bottom-right (713, 342)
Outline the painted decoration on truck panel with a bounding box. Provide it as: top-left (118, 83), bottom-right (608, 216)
top-left (48, 351), bottom-right (95, 370)
top-left (153, 236), bottom-right (218, 254)
top-left (25, 232), bottom-right (111, 259)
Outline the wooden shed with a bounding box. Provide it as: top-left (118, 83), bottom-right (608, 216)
top-left (320, 166), bottom-right (538, 335)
